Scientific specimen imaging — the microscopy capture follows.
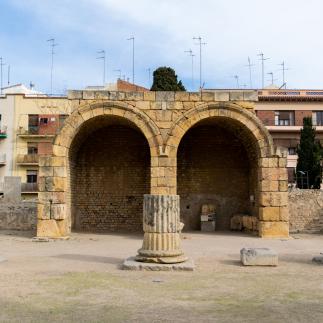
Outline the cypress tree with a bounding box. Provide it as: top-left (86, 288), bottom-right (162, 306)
top-left (150, 67), bottom-right (186, 91)
top-left (296, 117), bottom-right (322, 189)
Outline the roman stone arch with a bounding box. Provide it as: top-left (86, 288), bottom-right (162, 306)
top-left (166, 102), bottom-right (288, 237)
top-left (37, 101), bottom-right (162, 237)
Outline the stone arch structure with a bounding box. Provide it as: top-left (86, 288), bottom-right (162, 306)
top-left (163, 102), bottom-right (288, 237)
top-left (37, 101), bottom-right (162, 237)
top-left (36, 95), bottom-right (289, 263)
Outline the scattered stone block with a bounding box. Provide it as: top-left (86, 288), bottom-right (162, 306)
top-left (240, 248), bottom-right (278, 266)
top-left (312, 256), bottom-right (323, 264)
top-left (123, 257), bottom-right (195, 271)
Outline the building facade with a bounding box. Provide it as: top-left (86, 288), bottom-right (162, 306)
top-left (255, 89), bottom-right (323, 182)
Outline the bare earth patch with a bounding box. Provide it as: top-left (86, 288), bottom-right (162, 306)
top-left (0, 231), bottom-right (323, 322)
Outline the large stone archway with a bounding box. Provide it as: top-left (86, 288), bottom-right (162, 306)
top-left (37, 101), bottom-right (163, 237)
top-left (165, 102), bottom-right (288, 237)
top-left (36, 93), bottom-right (289, 264)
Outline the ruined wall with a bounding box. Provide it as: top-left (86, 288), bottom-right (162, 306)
top-left (289, 189), bottom-right (323, 233)
top-left (72, 125), bottom-right (150, 232)
top-left (0, 200), bottom-right (37, 231)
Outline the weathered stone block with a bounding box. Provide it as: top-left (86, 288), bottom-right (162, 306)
top-left (312, 256), bottom-right (323, 264)
top-left (143, 91), bottom-right (156, 101)
top-left (51, 204), bottom-right (66, 220)
top-left (201, 92), bottom-right (214, 101)
top-left (37, 203), bottom-right (50, 220)
top-left (230, 91), bottom-right (244, 101)
top-left (214, 91), bottom-right (230, 101)
top-left (156, 92), bottom-right (175, 101)
top-left (240, 248), bottom-right (278, 266)
top-left (243, 90), bottom-right (258, 101)
top-left (45, 177), bottom-right (66, 192)
top-left (37, 219), bottom-right (61, 238)
top-left (259, 192), bottom-right (288, 207)
top-left (258, 221), bottom-right (289, 238)
top-left (175, 92), bottom-right (190, 101)
top-left (259, 207), bottom-right (280, 221)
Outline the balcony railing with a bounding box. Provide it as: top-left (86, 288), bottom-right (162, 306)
top-left (21, 182), bottom-right (38, 193)
top-left (16, 154), bottom-right (39, 165)
top-left (0, 126), bottom-right (7, 138)
top-left (17, 126), bottom-right (56, 137)
top-left (258, 89), bottom-right (323, 101)
top-left (0, 153), bottom-right (6, 165)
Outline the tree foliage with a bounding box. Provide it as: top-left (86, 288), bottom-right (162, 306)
top-left (296, 117), bottom-right (322, 189)
top-left (150, 67), bottom-right (186, 91)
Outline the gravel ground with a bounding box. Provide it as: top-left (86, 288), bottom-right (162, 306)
top-left (0, 230), bottom-right (323, 322)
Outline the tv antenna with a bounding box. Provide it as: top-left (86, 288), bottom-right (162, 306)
top-left (258, 52), bottom-right (270, 89)
top-left (147, 68), bottom-right (151, 86)
top-left (245, 57), bottom-right (254, 88)
top-left (267, 72), bottom-right (277, 85)
top-left (97, 50), bottom-right (106, 85)
top-left (7, 65), bottom-right (10, 86)
top-left (193, 36), bottom-right (207, 90)
top-left (47, 38), bottom-right (58, 95)
top-left (233, 75), bottom-right (240, 89)
top-left (279, 61), bottom-right (289, 89)
top-left (127, 36), bottom-right (135, 84)
top-left (0, 57), bottom-right (5, 95)
top-left (185, 49), bottom-right (195, 90)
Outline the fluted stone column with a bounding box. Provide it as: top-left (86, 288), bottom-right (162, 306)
top-left (136, 194), bottom-right (187, 264)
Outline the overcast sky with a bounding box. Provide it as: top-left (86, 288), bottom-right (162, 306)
top-left (0, 0), bottom-right (322, 93)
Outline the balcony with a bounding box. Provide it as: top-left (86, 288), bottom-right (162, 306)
top-left (0, 153), bottom-right (6, 166)
top-left (17, 126), bottom-right (55, 138)
top-left (16, 154), bottom-right (39, 165)
top-left (21, 182), bottom-right (38, 193)
top-left (0, 126), bottom-right (7, 139)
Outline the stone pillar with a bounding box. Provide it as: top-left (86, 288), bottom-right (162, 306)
top-left (135, 194), bottom-right (187, 264)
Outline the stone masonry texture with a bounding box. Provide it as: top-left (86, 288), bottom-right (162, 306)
top-left (36, 90), bottom-right (291, 239)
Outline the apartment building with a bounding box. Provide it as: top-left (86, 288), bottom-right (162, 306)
top-left (0, 85), bottom-right (71, 198)
top-left (255, 89), bottom-right (323, 182)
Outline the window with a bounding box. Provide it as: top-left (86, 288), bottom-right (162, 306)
top-left (27, 143), bottom-right (38, 155)
top-left (312, 111), bottom-right (323, 126)
top-left (288, 147), bottom-right (296, 155)
top-left (26, 170), bottom-right (37, 183)
top-left (275, 111), bottom-right (295, 126)
top-left (39, 117), bottom-right (48, 125)
top-left (28, 115), bottom-right (39, 134)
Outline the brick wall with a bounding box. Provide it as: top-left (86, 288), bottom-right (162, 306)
top-left (177, 125), bottom-right (252, 230)
top-left (256, 110), bottom-right (275, 126)
top-left (289, 189), bottom-right (323, 233)
top-left (71, 125), bottom-right (150, 232)
top-left (295, 110), bottom-right (312, 126)
top-left (38, 142), bottom-right (53, 155)
top-left (38, 114), bottom-right (59, 135)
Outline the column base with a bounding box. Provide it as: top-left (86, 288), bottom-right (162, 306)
top-left (135, 254), bottom-right (188, 264)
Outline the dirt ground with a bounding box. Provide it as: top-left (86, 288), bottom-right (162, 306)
top-left (0, 230), bottom-right (323, 323)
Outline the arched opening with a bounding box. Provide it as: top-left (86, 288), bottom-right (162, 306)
top-left (69, 115), bottom-right (150, 232)
top-left (177, 117), bottom-right (259, 231)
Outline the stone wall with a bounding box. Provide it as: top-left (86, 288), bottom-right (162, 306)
top-left (289, 189), bottom-right (323, 233)
top-left (0, 199), bottom-right (37, 231)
